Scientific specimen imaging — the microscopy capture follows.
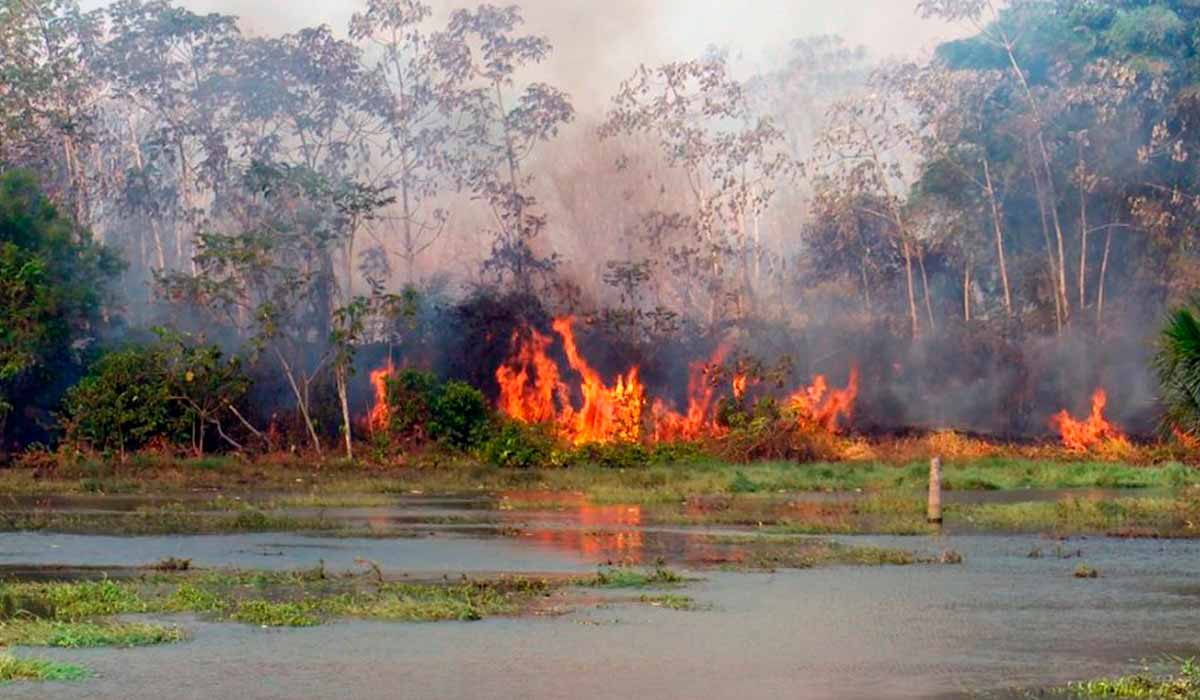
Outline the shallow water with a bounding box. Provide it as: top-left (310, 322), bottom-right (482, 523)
top-left (5, 536), bottom-right (1199, 699)
top-left (3, 502), bottom-right (1199, 698)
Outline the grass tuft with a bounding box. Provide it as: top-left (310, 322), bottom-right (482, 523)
top-left (0, 654), bottom-right (89, 683)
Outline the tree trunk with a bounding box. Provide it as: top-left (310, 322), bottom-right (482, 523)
top-left (275, 349), bottom-right (322, 454)
top-left (1077, 142), bottom-right (1089, 312)
top-left (901, 239), bottom-right (920, 337)
top-left (982, 158), bottom-right (1012, 317)
top-left (1029, 141), bottom-right (1063, 334)
top-left (918, 245), bottom-right (936, 332)
top-left (336, 367), bottom-right (353, 461)
top-left (1097, 226), bottom-right (1113, 326)
top-left (964, 259), bottom-right (972, 323)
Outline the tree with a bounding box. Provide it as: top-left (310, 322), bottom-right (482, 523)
top-left (0, 169), bottom-right (120, 445)
top-left (350, 0), bottom-right (459, 286)
top-left (601, 50), bottom-right (795, 326)
top-left (814, 76), bottom-right (927, 336)
top-left (159, 163), bottom-right (386, 454)
top-left (434, 4), bottom-right (574, 292)
top-left (0, 0), bottom-right (104, 226)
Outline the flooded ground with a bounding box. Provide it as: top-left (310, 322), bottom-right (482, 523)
top-left (3, 494), bottom-right (1198, 698)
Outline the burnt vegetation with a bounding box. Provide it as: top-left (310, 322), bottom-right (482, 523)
top-left (4, 0), bottom-right (1200, 467)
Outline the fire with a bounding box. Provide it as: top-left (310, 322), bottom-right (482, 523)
top-left (496, 327), bottom-right (565, 425)
top-left (650, 344), bottom-right (731, 442)
top-left (495, 317), bottom-right (647, 445)
top-left (732, 373), bottom-right (749, 401)
top-left (1051, 388), bottom-right (1129, 452)
top-left (496, 318), bottom-right (859, 444)
top-left (367, 362), bottom-right (394, 433)
top-left (787, 368), bottom-right (860, 433)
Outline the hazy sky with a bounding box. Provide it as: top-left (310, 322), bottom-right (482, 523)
top-left (82, 0), bottom-right (968, 111)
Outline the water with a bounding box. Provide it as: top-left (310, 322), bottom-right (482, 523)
top-left (2, 499), bottom-right (1198, 698)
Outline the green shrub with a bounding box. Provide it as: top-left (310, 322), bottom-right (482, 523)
top-left (429, 380), bottom-right (489, 449)
top-left (478, 422), bottom-right (554, 468)
top-left (61, 332), bottom-right (250, 456)
top-left (384, 369), bottom-right (438, 439)
top-left (61, 346), bottom-right (184, 454)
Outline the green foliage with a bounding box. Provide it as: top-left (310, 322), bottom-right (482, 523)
top-left (61, 332), bottom-right (251, 455)
top-left (1069, 658), bottom-right (1200, 698)
top-left (0, 620), bottom-right (183, 648)
top-left (384, 369), bottom-right (437, 439)
top-left (428, 380), bottom-right (489, 449)
top-left (61, 346), bottom-right (185, 454)
top-left (478, 421), bottom-right (554, 468)
top-left (0, 654), bottom-right (89, 683)
top-left (0, 170), bottom-right (120, 438)
top-left (384, 371), bottom-right (490, 450)
top-left (1156, 303), bottom-right (1200, 440)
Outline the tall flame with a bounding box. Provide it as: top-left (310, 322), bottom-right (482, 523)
top-left (495, 317), bottom-right (647, 445)
top-left (787, 368), bottom-right (860, 433)
top-left (651, 343), bottom-right (731, 442)
top-left (1051, 388), bottom-right (1129, 452)
top-left (367, 362), bottom-right (394, 434)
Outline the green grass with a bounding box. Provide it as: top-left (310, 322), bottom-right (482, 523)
top-left (4, 454), bottom-right (1198, 504)
top-left (1066, 658), bottom-right (1200, 698)
top-left (0, 620), bottom-right (184, 647)
top-left (1, 570), bottom-right (565, 633)
top-left (588, 567), bottom-right (688, 588)
top-left (0, 654), bottom-right (89, 683)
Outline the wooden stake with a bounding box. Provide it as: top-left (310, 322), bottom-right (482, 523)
top-left (928, 456), bottom-right (943, 525)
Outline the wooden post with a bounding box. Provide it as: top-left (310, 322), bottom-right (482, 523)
top-left (928, 456), bottom-right (943, 525)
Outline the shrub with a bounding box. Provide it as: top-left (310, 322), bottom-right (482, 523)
top-left (428, 380), bottom-right (489, 449)
top-left (478, 422), bottom-right (554, 468)
top-left (61, 346), bottom-right (184, 455)
top-left (384, 369), bottom-right (438, 440)
top-left (61, 333), bottom-right (251, 456)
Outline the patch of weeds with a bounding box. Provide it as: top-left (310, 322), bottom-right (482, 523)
top-left (1074, 564), bottom-right (1100, 579)
top-left (230, 600), bottom-right (320, 627)
top-left (0, 654), bottom-right (89, 683)
top-left (1066, 657), bottom-right (1200, 698)
top-left (0, 620), bottom-right (184, 648)
top-left (638, 594), bottom-right (702, 611)
top-left (589, 566), bottom-right (687, 588)
top-left (729, 471), bottom-right (762, 494)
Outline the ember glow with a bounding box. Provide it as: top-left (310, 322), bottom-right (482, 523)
top-left (496, 318), bottom-right (858, 444)
top-left (1051, 388), bottom-right (1129, 452)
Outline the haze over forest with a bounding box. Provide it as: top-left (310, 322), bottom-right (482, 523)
top-left (4, 0), bottom-right (1197, 454)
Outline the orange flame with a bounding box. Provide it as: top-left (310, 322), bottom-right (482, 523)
top-left (496, 328), bottom-right (566, 425)
top-left (495, 317), bottom-right (647, 445)
top-left (650, 343), bottom-right (731, 442)
top-left (732, 373), bottom-right (749, 401)
top-left (787, 368), bottom-right (860, 434)
top-left (367, 362), bottom-right (394, 434)
top-left (1051, 388), bottom-right (1129, 452)
top-left (496, 320), bottom-right (859, 444)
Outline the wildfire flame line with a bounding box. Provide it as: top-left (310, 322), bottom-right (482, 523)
top-left (496, 317), bottom-right (858, 445)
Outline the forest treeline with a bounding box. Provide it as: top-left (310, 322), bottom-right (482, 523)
top-left (4, 0), bottom-right (1200, 458)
